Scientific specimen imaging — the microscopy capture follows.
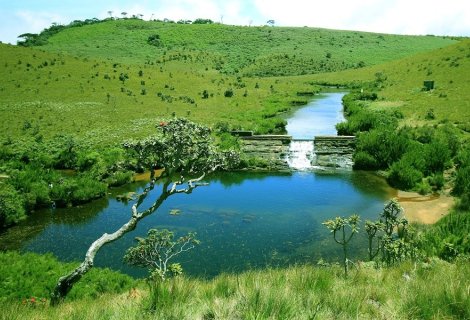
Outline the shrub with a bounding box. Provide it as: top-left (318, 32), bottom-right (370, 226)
top-left (0, 183), bottom-right (26, 228)
top-left (105, 170), bottom-right (133, 187)
top-left (388, 158), bottom-right (423, 190)
top-left (353, 151), bottom-right (379, 169)
top-left (224, 88), bottom-right (234, 97)
top-left (423, 140), bottom-right (451, 174)
top-left (453, 166), bottom-right (470, 196)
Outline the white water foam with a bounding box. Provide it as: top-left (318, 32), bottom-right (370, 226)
top-left (286, 140), bottom-right (315, 170)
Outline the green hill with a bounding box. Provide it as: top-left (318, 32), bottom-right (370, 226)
top-left (306, 39), bottom-right (470, 131)
top-left (33, 19), bottom-right (456, 76)
top-left (0, 19), bottom-right (458, 146)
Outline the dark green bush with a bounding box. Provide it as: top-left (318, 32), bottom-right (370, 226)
top-left (0, 183), bottom-right (26, 228)
top-left (353, 151), bottom-right (379, 169)
top-left (388, 157), bottom-right (423, 190)
top-left (355, 127), bottom-right (410, 170)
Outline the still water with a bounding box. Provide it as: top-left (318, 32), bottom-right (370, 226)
top-left (0, 92), bottom-right (395, 278)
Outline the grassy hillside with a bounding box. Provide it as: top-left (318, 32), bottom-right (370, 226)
top-left (306, 39), bottom-right (470, 131)
top-left (0, 43), bottom-right (314, 146)
top-left (0, 19), bottom-right (458, 146)
top-left (37, 19), bottom-right (456, 76)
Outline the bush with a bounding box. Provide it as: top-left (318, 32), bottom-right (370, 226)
top-left (50, 176), bottom-right (106, 206)
top-left (453, 166), bottom-right (470, 196)
top-left (224, 88), bottom-right (234, 97)
top-left (421, 211), bottom-right (470, 259)
top-left (0, 183), bottom-right (26, 228)
top-left (105, 170), bottom-right (133, 187)
top-left (423, 140), bottom-right (451, 174)
top-left (388, 158), bottom-right (423, 190)
top-left (355, 127), bottom-right (410, 170)
top-left (353, 151), bottom-right (379, 169)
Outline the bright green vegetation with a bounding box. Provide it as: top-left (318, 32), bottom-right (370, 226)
top-left (308, 39), bottom-right (470, 128)
top-left (0, 19), bottom-right (457, 147)
top-left (1, 251), bottom-right (468, 319)
top-left (0, 251), bottom-right (133, 302)
top-left (1, 17), bottom-right (470, 318)
top-left (22, 19), bottom-right (456, 75)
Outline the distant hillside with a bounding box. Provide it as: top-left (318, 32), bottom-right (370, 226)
top-left (0, 18), bottom-right (461, 146)
top-left (306, 39), bottom-right (470, 131)
top-left (33, 18), bottom-right (456, 76)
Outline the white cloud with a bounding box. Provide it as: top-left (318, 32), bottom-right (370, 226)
top-left (1, 0), bottom-right (469, 44)
top-left (254, 0), bottom-right (470, 35)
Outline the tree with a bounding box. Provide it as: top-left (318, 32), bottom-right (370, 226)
top-left (323, 214), bottom-right (360, 277)
top-left (107, 11), bottom-right (113, 18)
top-left (51, 119), bottom-right (238, 305)
top-left (266, 20), bottom-right (275, 27)
top-left (124, 229), bottom-right (199, 310)
top-left (121, 12), bottom-right (127, 19)
top-left (365, 220), bottom-right (384, 261)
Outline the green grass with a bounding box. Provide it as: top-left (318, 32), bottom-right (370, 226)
top-left (38, 19), bottom-right (456, 75)
top-left (0, 19), bottom-right (459, 147)
top-left (1, 257), bottom-right (468, 319)
top-left (0, 42), bottom-right (318, 146)
top-left (306, 39), bottom-right (470, 131)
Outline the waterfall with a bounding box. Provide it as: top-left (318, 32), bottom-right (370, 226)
top-left (286, 140), bottom-right (315, 170)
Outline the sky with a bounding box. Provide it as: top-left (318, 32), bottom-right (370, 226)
top-left (1, 0), bottom-right (470, 44)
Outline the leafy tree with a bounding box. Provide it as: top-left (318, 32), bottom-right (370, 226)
top-left (51, 119), bottom-right (238, 305)
top-left (323, 214), bottom-right (360, 277)
top-left (124, 229), bottom-right (199, 311)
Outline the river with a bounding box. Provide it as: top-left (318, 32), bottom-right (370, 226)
top-left (0, 92), bottom-right (395, 278)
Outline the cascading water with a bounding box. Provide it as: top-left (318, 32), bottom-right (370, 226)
top-left (286, 140), bottom-right (315, 170)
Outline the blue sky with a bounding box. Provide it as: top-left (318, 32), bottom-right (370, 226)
top-left (1, 0), bottom-right (470, 44)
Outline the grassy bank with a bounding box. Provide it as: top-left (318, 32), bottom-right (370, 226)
top-left (1, 256), bottom-right (468, 319)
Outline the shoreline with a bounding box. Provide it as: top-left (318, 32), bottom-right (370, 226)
top-left (394, 190), bottom-right (454, 224)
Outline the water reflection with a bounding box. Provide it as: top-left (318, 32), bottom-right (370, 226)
top-left (0, 171), bottom-right (393, 278)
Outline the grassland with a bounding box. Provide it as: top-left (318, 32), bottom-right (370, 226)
top-left (0, 18), bottom-right (459, 146)
top-left (1, 18), bottom-right (470, 319)
top-left (1, 252), bottom-right (468, 320)
top-left (305, 39), bottom-right (470, 132)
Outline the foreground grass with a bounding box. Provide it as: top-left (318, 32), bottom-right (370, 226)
top-left (1, 259), bottom-right (468, 320)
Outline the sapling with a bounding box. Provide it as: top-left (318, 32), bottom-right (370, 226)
top-left (124, 228), bottom-right (199, 311)
top-left (365, 220), bottom-right (384, 261)
top-left (323, 214), bottom-right (360, 277)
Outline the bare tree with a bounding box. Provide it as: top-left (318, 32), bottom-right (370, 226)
top-left (107, 11), bottom-right (113, 18)
top-left (50, 119), bottom-right (238, 305)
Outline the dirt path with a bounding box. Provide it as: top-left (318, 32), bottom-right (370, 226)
top-left (395, 191), bottom-right (454, 224)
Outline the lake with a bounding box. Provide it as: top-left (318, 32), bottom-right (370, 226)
top-left (0, 92), bottom-right (395, 278)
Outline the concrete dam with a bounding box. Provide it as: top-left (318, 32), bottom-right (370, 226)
top-left (236, 133), bottom-right (355, 170)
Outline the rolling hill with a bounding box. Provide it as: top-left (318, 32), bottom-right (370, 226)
top-left (0, 18), bottom-right (460, 146)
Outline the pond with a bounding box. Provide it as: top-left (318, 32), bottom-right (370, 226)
top-left (0, 92), bottom-right (395, 278)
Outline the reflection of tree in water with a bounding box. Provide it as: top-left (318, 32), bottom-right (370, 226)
top-left (0, 196), bottom-right (110, 251)
top-left (50, 196), bottom-right (109, 226)
top-left (348, 171), bottom-right (395, 199)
